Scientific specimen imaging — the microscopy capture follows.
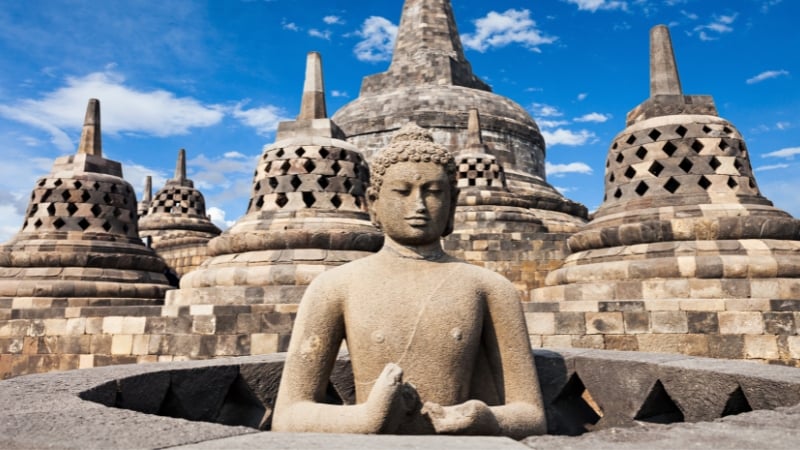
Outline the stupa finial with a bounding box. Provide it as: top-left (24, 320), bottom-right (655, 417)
top-left (298, 51), bottom-right (327, 120)
top-left (465, 108), bottom-right (489, 153)
top-left (650, 25), bottom-right (683, 97)
top-left (175, 148), bottom-right (187, 183)
top-left (77, 98), bottom-right (102, 156)
top-left (143, 175), bottom-right (152, 203)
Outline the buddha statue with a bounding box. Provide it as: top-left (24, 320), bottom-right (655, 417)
top-left (272, 124), bottom-right (546, 439)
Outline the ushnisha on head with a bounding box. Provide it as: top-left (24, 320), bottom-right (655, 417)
top-left (367, 123), bottom-right (459, 238)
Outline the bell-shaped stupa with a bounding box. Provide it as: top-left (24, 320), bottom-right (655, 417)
top-left (170, 52), bottom-right (382, 307)
top-left (138, 149), bottom-right (221, 278)
top-left (0, 99), bottom-right (172, 306)
top-left (531, 26), bottom-right (800, 364)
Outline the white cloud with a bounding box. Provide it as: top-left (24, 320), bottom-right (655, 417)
top-left (323, 15), bottom-right (344, 25)
top-left (553, 186), bottom-right (574, 194)
top-left (231, 101), bottom-right (290, 136)
top-left (680, 10), bottom-right (699, 20)
top-left (546, 161), bottom-right (594, 176)
top-left (761, 0), bottom-right (783, 13)
top-left (537, 119), bottom-right (570, 128)
top-left (762, 147), bottom-right (800, 159)
top-left (308, 28), bottom-right (331, 40)
top-left (353, 16), bottom-right (398, 62)
top-left (530, 103), bottom-right (563, 118)
top-left (207, 206), bottom-right (236, 229)
top-left (776, 122), bottom-right (791, 130)
top-left (0, 70), bottom-right (224, 151)
top-left (541, 128), bottom-right (596, 146)
top-left (331, 90), bottom-right (349, 98)
top-left (564, 0), bottom-right (628, 12)
top-left (282, 19), bottom-right (300, 31)
top-left (755, 163), bottom-right (789, 171)
top-left (461, 9), bottom-right (557, 53)
top-left (115, 159), bottom-right (169, 199)
top-left (746, 70), bottom-right (790, 84)
top-left (574, 112), bottom-right (611, 123)
top-left (577, 93), bottom-right (588, 101)
top-left (223, 151), bottom-right (247, 159)
top-left (693, 13), bottom-right (737, 40)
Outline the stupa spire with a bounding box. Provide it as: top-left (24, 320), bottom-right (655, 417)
top-left (465, 108), bottom-right (489, 153)
top-left (393, 0), bottom-right (466, 65)
top-left (174, 148), bottom-right (187, 182)
top-left (298, 52), bottom-right (327, 120)
top-left (77, 98), bottom-right (102, 156)
top-left (143, 176), bottom-right (152, 203)
top-left (650, 25), bottom-right (682, 97)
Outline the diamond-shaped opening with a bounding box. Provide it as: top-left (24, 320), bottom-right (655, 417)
top-left (110, 185), bottom-right (118, 193)
top-left (634, 380), bottom-right (684, 424)
top-left (468, 178), bottom-right (477, 186)
top-left (122, 198), bottom-right (128, 206)
top-left (612, 142), bottom-right (618, 150)
top-left (318, 177), bottom-right (330, 190)
top-left (719, 139), bottom-right (730, 151)
top-left (698, 175), bottom-right (712, 190)
top-left (339, 150), bottom-right (349, 161)
top-left (331, 161), bottom-right (341, 174)
top-left (354, 197), bottom-right (362, 209)
top-left (295, 147), bottom-right (306, 157)
top-left (302, 192), bottom-right (316, 208)
top-left (38, 179), bottom-right (46, 187)
top-left (275, 193), bottom-right (289, 208)
top-left (279, 160), bottom-right (291, 174)
top-left (734, 159), bottom-right (744, 173)
top-left (727, 177), bottom-right (738, 189)
top-left (54, 179), bottom-right (63, 187)
top-left (615, 153), bottom-right (624, 164)
top-left (468, 164), bottom-right (476, 171)
top-left (303, 159), bottom-right (316, 173)
top-left (709, 157), bottom-right (721, 171)
top-left (664, 177), bottom-right (680, 193)
top-left (691, 140), bottom-right (704, 153)
top-left (675, 125), bottom-right (688, 137)
top-left (66, 203), bottom-right (78, 216)
top-left (268, 178), bottom-right (279, 189)
top-left (41, 189), bottom-right (52, 202)
top-left (52, 218), bottom-right (65, 229)
top-left (47, 203), bottom-right (56, 215)
top-left (103, 193), bottom-right (112, 204)
top-left (548, 373), bottom-right (602, 436)
top-left (102, 221), bottom-right (112, 232)
top-left (290, 175), bottom-right (302, 191)
top-left (331, 194), bottom-right (342, 209)
top-left (81, 191), bottom-right (91, 202)
top-left (624, 167), bottom-right (636, 179)
top-left (343, 178), bottom-right (353, 191)
top-left (29, 204), bottom-right (38, 215)
top-left (74, 180), bottom-right (82, 189)
top-left (721, 386), bottom-right (752, 417)
top-left (254, 181), bottom-right (261, 192)
top-left (626, 135), bottom-right (637, 145)
top-left (649, 161), bottom-right (664, 177)
top-left (635, 181), bottom-right (649, 196)
top-left (635, 146), bottom-right (648, 160)
top-left (648, 129), bottom-right (662, 141)
top-left (613, 188), bottom-right (622, 199)
top-left (78, 218), bottom-right (90, 230)
top-left (702, 125), bottom-right (712, 134)
top-left (605, 159), bottom-right (610, 168)
top-left (319, 148), bottom-right (329, 159)
top-left (61, 190), bottom-right (71, 201)
top-left (92, 182), bottom-right (100, 190)
top-left (264, 162), bottom-right (273, 174)
top-left (255, 196), bottom-right (264, 208)
top-left (122, 224), bottom-right (129, 233)
top-left (662, 142), bottom-right (678, 157)
top-left (113, 208), bottom-right (122, 218)
top-left (91, 204), bottom-right (102, 217)
top-left (749, 178), bottom-right (756, 189)
top-left (609, 173), bottom-right (615, 183)
top-left (34, 218), bottom-right (43, 228)
top-left (276, 149), bottom-right (285, 158)
top-left (679, 158), bottom-right (694, 173)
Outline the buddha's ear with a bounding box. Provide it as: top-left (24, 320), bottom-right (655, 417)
top-left (441, 187), bottom-right (459, 237)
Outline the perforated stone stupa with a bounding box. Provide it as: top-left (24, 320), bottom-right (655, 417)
top-left (139, 149), bottom-right (221, 278)
top-left (333, 0), bottom-right (586, 294)
top-left (170, 52), bottom-right (382, 314)
top-left (530, 26), bottom-right (800, 365)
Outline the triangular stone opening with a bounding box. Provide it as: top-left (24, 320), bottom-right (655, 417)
top-left (634, 379), bottom-right (684, 424)
top-left (721, 385), bottom-right (752, 417)
top-left (214, 374), bottom-right (267, 429)
top-left (548, 373), bottom-right (602, 436)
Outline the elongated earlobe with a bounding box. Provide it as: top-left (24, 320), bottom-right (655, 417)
top-left (441, 188), bottom-right (459, 237)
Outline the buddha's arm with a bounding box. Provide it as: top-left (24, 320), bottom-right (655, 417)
top-left (271, 276), bottom-right (411, 434)
top-left (481, 279), bottom-right (547, 438)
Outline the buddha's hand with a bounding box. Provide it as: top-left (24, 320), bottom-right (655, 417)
top-left (365, 363), bottom-right (420, 433)
top-left (422, 400), bottom-right (500, 435)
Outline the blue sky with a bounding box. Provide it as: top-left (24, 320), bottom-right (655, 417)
top-left (0, 0), bottom-right (797, 241)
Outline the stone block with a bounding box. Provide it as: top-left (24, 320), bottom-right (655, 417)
top-left (623, 312), bottom-right (650, 334)
top-left (598, 301), bottom-right (645, 312)
top-left (554, 312), bottom-right (586, 334)
top-left (65, 318), bottom-right (86, 335)
top-left (525, 313), bottom-right (555, 335)
top-left (559, 301), bottom-right (599, 313)
top-left (687, 311), bottom-right (719, 333)
top-left (744, 335), bottom-right (779, 359)
top-left (111, 335), bottom-right (133, 355)
top-left (724, 298), bottom-right (771, 312)
top-left (132, 335), bottom-right (150, 356)
top-left (637, 334), bottom-right (709, 356)
top-left (709, 334), bottom-right (745, 358)
top-left (102, 316), bottom-right (124, 334)
top-left (763, 312), bottom-right (796, 335)
top-left (193, 316), bottom-right (217, 335)
top-left (585, 312), bottom-right (624, 334)
top-left (787, 336), bottom-right (800, 359)
top-left (604, 335), bottom-right (639, 351)
top-left (121, 317), bottom-right (147, 335)
top-left (542, 335), bottom-right (573, 348)
top-left (79, 354), bottom-right (94, 369)
top-left (251, 333), bottom-right (279, 355)
top-left (719, 311), bottom-right (764, 334)
top-left (650, 311), bottom-right (688, 334)
top-left (85, 317), bottom-right (103, 335)
top-left (572, 335), bottom-right (604, 349)
top-left (678, 299), bottom-right (725, 311)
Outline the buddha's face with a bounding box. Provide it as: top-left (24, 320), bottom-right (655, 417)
top-left (372, 161), bottom-right (453, 246)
